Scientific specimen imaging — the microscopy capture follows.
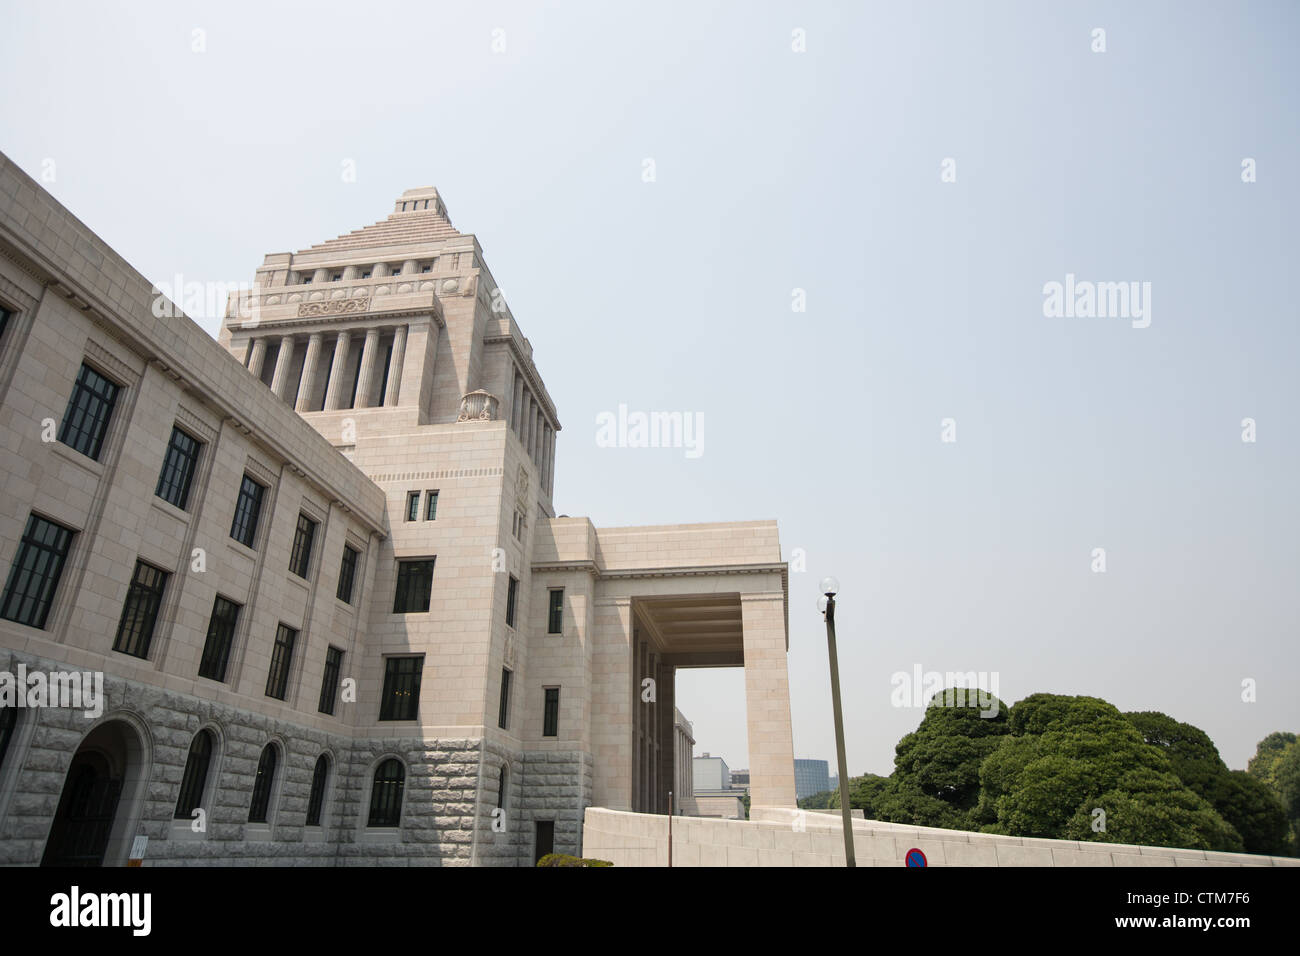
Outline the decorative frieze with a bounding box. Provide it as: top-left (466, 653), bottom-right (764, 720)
top-left (298, 297), bottom-right (370, 317)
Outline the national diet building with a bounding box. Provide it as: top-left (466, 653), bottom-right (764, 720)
top-left (0, 154), bottom-right (795, 866)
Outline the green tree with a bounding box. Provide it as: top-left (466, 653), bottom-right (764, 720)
top-left (799, 789), bottom-right (836, 810)
top-left (826, 774), bottom-right (890, 817)
top-left (1127, 712), bottom-right (1289, 855)
top-left (976, 696), bottom-right (1242, 851)
top-left (892, 687), bottom-right (1009, 813)
top-left (1246, 732), bottom-right (1300, 852)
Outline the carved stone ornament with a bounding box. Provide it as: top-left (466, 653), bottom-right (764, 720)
top-left (297, 297), bottom-right (370, 317)
top-left (456, 389), bottom-right (499, 422)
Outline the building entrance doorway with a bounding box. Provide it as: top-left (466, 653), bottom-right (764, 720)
top-left (41, 719), bottom-right (144, 867)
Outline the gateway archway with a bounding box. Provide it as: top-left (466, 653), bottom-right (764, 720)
top-left (42, 717), bottom-right (149, 867)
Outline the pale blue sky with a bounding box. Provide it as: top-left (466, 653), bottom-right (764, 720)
top-left (2, 0), bottom-right (1295, 776)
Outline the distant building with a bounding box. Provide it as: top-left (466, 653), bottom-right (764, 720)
top-left (673, 708), bottom-right (694, 810)
top-left (794, 759), bottom-right (831, 801)
top-left (693, 753), bottom-right (730, 792)
top-left (729, 768), bottom-right (750, 792)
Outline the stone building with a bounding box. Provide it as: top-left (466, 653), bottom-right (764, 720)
top-left (0, 155), bottom-right (795, 866)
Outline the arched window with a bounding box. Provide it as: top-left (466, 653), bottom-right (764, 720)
top-left (367, 758), bottom-right (404, 827)
top-left (174, 730), bottom-right (213, 819)
top-left (248, 744), bottom-right (278, 823)
top-left (306, 754), bottom-right (329, 827)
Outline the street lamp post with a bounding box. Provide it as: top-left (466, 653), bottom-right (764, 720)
top-left (819, 577), bottom-right (856, 868)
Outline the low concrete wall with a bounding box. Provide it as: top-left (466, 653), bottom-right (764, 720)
top-left (582, 807), bottom-right (1300, 867)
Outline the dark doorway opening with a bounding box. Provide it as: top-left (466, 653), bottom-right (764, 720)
top-left (534, 820), bottom-right (554, 864)
top-left (41, 751), bottom-right (122, 867)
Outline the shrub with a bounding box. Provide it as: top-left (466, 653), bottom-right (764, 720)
top-left (536, 853), bottom-right (613, 867)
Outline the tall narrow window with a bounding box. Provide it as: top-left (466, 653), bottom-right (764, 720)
top-left (336, 545), bottom-right (358, 604)
top-left (497, 764), bottom-right (508, 811)
top-left (368, 758), bottom-right (405, 827)
top-left (306, 754), bottom-right (329, 827)
top-left (0, 305), bottom-right (11, 339)
top-left (265, 623), bottom-right (297, 700)
top-left (1, 514), bottom-right (76, 629)
top-left (155, 426), bottom-right (201, 510)
top-left (229, 474), bottom-right (266, 548)
top-left (198, 595), bottom-right (241, 682)
top-left (406, 491), bottom-right (420, 522)
top-left (112, 559), bottom-right (169, 659)
top-left (319, 646), bottom-right (344, 715)
top-left (174, 730), bottom-right (214, 820)
top-left (393, 559), bottom-right (434, 613)
top-left (248, 744), bottom-right (278, 823)
top-left (289, 513), bottom-right (317, 578)
top-left (378, 656), bottom-right (423, 721)
top-left (425, 490), bottom-right (439, 520)
top-left (547, 589), bottom-right (563, 635)
top-left (505, 575), bottom-right (518, 628)
top-left (0, 704), bottom-right (17, 772)
top-left (543, 687), bottom-right (560, 737)
top-left (498, 668), bottom-right (512, 729)
top-left (58, 362), bottom-right (120, 461)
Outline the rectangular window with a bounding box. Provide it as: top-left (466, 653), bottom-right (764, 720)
top-left (301, 276), bottom-right (312, 285)
top-left (155, 425), bottom-right (201, 510)
top-left (229, 474), bottom-right (266, 548)
top-left (289, 513), bottom-right (317, 578)
top-left (543, 687), bottom-right (560, 737)
top-left (379, 655), bottom-right (423, 720)
top-left (332, 273), bottom-right (342, 282)
top-left (58, 362), bottom-right (120, 461)
top-left (336, 545), bottom-right (359, 604)
top-left (319, 646), bottom-right (344, 715)
top-left (0, 305), bottom-right (11, 339)
top-left (406, 491), bottom-right (420, 522)
top-left (498, 668), bottom-right (512, 730)
top-left (265, 623), bottom-right (297, 700)
top-left (393, 559), bottom-right (434, 613)
top-left (112, 559), bottom-right (169, 659)
top-left (505, 575), bottom-right (518, 628)
top-left (360, 270), bottom-right (372, 279)
top-left (198, 595), bottom-right (241, 682)
top-left (547, 589), bottom-right (563, 635)
top-left (0, 514), bottom-right (76, 630)
top-left (425, 490), bottom-right (439, 521)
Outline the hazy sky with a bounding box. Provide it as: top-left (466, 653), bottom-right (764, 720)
top-left (2, 1), bottom-right (1295, 777)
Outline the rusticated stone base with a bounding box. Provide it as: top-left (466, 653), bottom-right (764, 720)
top-left (0, 649), bottom-right (587, 867)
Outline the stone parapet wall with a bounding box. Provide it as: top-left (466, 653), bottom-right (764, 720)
top-left (582, 807), bottom-right (1300, 868)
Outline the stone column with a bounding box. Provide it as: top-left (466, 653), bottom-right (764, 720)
top-left (353, 327), bottom-right (382, 408)
top-left (592, 596), bottom-right (635, 811)
top-left (512, 373), bottom-right (523, 435)
top-left (323, 331), bottom-right (351, 411)
top-left (522, 393), bottom-right (533, 455)
top-left (384, 324), bottom-right (407, 407)
top-left (740, 593), bottom-right (798, 809)
top-left (548, 429), bottom-right (556, 496)
top-left (531, 408), bottom-right (542, 466)
top-left (246, 337), bottom-right (267, 379)
top-left (542, 426), bottom-right (553, 494)
top-left (270, 334), bottom-right (296, 401)
top-left (296, 332), bottom-right (324, 412)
